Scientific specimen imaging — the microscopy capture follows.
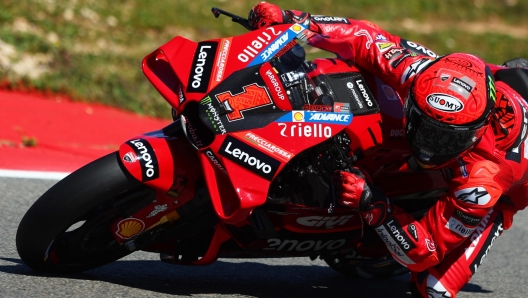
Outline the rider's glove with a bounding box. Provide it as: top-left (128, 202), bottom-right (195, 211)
top-left (248, 2), bottom-right (319, 32)
top-left (248, 2), bottom-right (290, 29)
top-left (334, 169), bottom-right (392, 227)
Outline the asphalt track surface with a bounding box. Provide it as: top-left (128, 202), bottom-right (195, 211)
top-left (1, 90), bottom-right (528, 297)
top-left (1, 177), bottom-right (528, 297)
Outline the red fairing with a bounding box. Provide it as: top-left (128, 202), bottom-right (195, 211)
top-left (198, 114), bottom-right (352, 224)
top-left (142, 24), bottom-right (298, 114)
top-left (115, 128), bottom-right (204, 242)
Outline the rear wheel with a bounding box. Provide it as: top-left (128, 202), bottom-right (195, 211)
top-left (16, 152), bottom-right (148, 273)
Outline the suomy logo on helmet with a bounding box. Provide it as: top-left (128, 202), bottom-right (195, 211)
top-left (426, 93), bottom-right (464, 112)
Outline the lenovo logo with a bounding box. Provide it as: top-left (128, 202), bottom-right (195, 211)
top-left (219, 135), bottom-right (280, 180)
top-left (187, 42), bottom-right (218, 93)
top-left (127, 139), bottom-right (159, 181)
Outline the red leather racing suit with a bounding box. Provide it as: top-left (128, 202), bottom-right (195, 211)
top-left (295, 11), bottom-right (528, 297)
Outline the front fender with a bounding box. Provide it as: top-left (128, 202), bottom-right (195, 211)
top-left (118, 120), bottom-right (202, 205)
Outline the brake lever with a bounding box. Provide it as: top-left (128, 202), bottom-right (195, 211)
top-left (211, 7), bottom-right (252, 31)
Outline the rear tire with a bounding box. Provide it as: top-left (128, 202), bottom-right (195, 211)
top-left (16, 152), bottom-right (144, 273)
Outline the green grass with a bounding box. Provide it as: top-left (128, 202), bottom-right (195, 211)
top-left (1, 0), bottom-right (527, 118)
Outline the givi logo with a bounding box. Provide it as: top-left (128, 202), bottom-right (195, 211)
top-left (296, 215), bottom-right (353, 228)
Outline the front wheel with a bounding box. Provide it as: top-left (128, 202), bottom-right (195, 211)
top-left (16, 152), bottom-right (147, 273)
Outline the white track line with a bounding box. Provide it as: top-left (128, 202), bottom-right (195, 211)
top-left (0, 169), bottom-right (70, 180)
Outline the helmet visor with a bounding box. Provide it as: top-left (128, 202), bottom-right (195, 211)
top-left (404, 97), bottom-right (487, 165)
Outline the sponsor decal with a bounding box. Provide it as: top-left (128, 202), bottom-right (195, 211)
top-left (303, 104), bottom-right (332, 112)
top-left (333, 102), bottom-right (350, 113)
top-left (238, 27), bottom-right (282, 63)
top-left (265, 69), bottom-right (286, 101)
top-left (295, 28), bottom-right (316, 42)
top-left (355, 79), bottom-right (374, 107)
top-left (385, 219), bottom-right (417, 252)
top-left (425, 239), bottom-right (436, 252)
top-left (293, 111), bottom-right (305, 122)
top-left (116, 218), bottom-right (145, 239)
top-left (376, 42), bottom-right (395, 52)
top-left (178, 86), bottom-right (186, 104)
top-left (376, 34), bottom-right (387, 41)
top-left (402, 39), bottom-right (439, 58)
top-left (454, 209), bottom-right (482, 226)
top-left (215, 83), bottom-right (273, 122)
top-left (236, 131), bottom-right (293, 162)
top-left (454, 187), bottom-right (491, 205)
top-left (390, 129), bottom-right (405, 137)
top-left (127, 139), bottom-right (159, 181)
top-left (186, 41), bottom-right (218, 93)
top-left (407, 224), bottom-right (419, 241)
top-left (465, 209), bottom-right (493, 260)
top-left (451, 77), bottom-right (474, 93)
top-left (166, 175), bottom-right (188, 198)
top-left (205, 149), bottom-right (227, 174)
top-left (488, 75), bottom-right (497, 103)
top-left (185, 119), bottom-right (205, 148)
top-left (240, 25), bottom-right (304, 67)
top-left (401, 58), bottom-right (432, 84)
top-left (278, 122), bottom-right (333, 138)
top-left (261, 32), bottom-right (290, 61)
top-left (263, 238), bottom-right (347, 251)
top-left (313, 15), bottom-right (350, 24)
top-left (123, 151), bottom-right (137, 163)
top-left (219, 135), bottom-right (280, 180)
top-left (445, 216), bottom-right (475, 237)
top-left (296, 215), bottom-right (354, 228)
top-left (307, 112), bottom-right (351, 123)
top-left (276, 40), bottom-right (297, 59)
top-left (374, 225), bottom-right (416, 265)
top-left (146, 204), bottom-right (168, 218)
top-left (346, 81), bottom-right (364, 109)
top-left (290, 24), bottom-right (304, 34)
top-left (426, 93), bottom-right (464, 112)
top-left (200, 96), bottom-right (227, 134)
top-left (433, 69), bottom-right (476, 99)
top-left (457, 158), bottom-right (469, 178)
top-left (354, 29), bottom-right (373, 49)
top-left (470, 221), bottom-right (503, 274)
top-left (211, 38), bottom-right (232, 87)
top-left (383, 47), bottom-right (405, 60)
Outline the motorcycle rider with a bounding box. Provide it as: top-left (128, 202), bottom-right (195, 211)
top-left (249, 2), bottom-right (528, 297)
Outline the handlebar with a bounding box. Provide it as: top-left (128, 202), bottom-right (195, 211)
top-left (211, 7), bottom-right (252, 31)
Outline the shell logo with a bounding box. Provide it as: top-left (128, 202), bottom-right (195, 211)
top-left (293, 111), bottom-right (304, 122)
top-left (116, 218), bottom-right (145, 239)
top-left (291, 24), bottom-right (303, 34)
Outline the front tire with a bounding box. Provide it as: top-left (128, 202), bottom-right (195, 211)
top-left (16, 152), bottom-right (144, 273)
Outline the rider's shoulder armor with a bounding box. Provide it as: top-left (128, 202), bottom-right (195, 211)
top-left (491, 81), bottom-right (528, 151)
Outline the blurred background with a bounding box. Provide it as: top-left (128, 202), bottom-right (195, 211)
top-left (1, 0), bottom-right (527, 119)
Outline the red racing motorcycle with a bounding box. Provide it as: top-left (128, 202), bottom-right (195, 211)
top-left (16, 8), bottom-right (462, 278)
